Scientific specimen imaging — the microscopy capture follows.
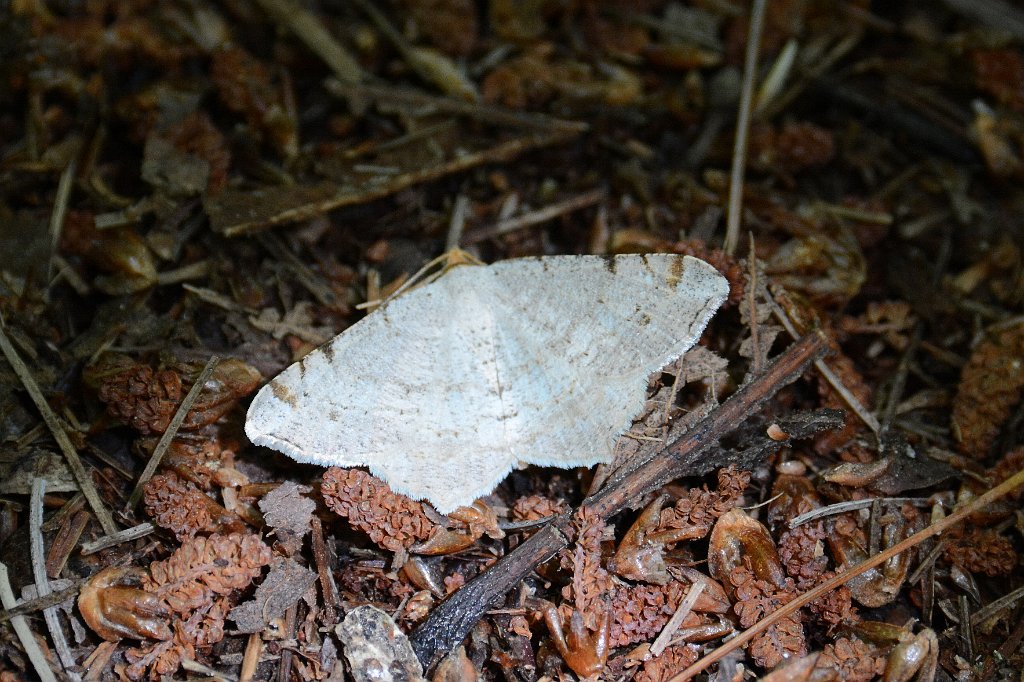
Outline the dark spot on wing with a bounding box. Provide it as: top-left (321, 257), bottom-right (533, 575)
top-left (639, 312), bottom-right (651, 326)
top-left (271, 381), bottom-right (298, 408)
top-left (298, 357), bottom-right (307, 379)
top-left (667, 255), bottom-right (684, 288)
top-left (603, 255), bottom-right (617, 274)
top-left (322, 342), bottom-right (335, 363)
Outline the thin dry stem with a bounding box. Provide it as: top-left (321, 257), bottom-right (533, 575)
top-left (462, 189), bottom-right (606, 245)
top-left (768, 296), bottom-right (882, 434)
top-left (80, 522), bottom-right (155, 555)
top-left (650, 581), bottom-right (706, 657)
top-left (47, 157), bottom-right (77, 283)
top-left (723, 0), bottom-right (766, 255)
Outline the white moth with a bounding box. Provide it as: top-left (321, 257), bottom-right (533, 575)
top-left (245, 254), bottom-right (729, 513)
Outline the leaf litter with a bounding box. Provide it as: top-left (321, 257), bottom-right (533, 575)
top-left (1, 2), bottom-right (1023, 682)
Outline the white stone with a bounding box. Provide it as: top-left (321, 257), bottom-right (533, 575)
top-left (245, 254), bottom-right (729, 513)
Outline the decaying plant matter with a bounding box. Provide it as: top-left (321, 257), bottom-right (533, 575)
top-left (2, 2), bottom-right (1024, 682)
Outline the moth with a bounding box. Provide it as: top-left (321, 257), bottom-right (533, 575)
top-left (246, 254), bottom-right (728, 513)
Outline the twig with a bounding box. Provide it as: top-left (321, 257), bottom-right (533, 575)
top-left (80, 522), bottom-right (156, 555)
top-left (183, 284), bottom-right (260, 315)
top-left (181, 657), bottom-right (239, 682)
top-left (723, 0), bottom-right (766, 255)
top-left (0, 580), bottom-right (87, 624)
top-left (311, 516), bottom-right (340, 625)
top-left (768, 295), bottom-right (882, 435)
top-left (47, 157), bottom-right (77, 283)
top-left (30, 479), bottom-right (82, 680)
top-left (970, 584), bottom-right (1024, 627)
top-left (0, 323), bottom-right (118, 535)
top-left (209, 125), bottom-right (584, 235)
top-left (650, 582), bottom-right (706, 657)
top-left (125, 356), bottom-right (220, 509)
top-left (461, 189), bottom-right (606, 245)
top-left (788, 497), bottom-right (932, 527)
top-left (277, 603), bottom-right (298, 682)
top-left (585, 333), bottom-right (830, 518)
top-left (410, 333), bottom-right (830, 666)
top-left (0, 562), bottom-right (59, 682)
top-left (669, 465), bottom-right (1024, 680)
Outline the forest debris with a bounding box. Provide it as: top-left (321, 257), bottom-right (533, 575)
top-left (142, 471), bottom-right (245, 540)
top-left (951, 321), bottom-right (1024, 458)
top-left (118, 533), bottom-right (272, 680)
top-left (78, 567), bottom-right (172, 642)
top-left (210, 46), bottom-right (296, 160)
top-left (259, 481), bottom-right (314, 538)
top-left (337, 605), bottom-right (425, 682)
top-left (60, 211), bottom-right (158, 294)
top-left (80, 523), bottom-right (155, 556)
top-left (229, 558), bottom-right (316, 633)
top-left (461, 189), bottom-right (605, 245)
top-left (821, 449), bottom-right (957, 495)
top-left (87, 355), bottom-right (260, 437)
top-left (722, 0), bottom-right (766, 255)
top-left (28, 480), bottom-right (80, 680)
top-left (0, 448), bottom-right (78, 494)
top-left (674, 465), bottom-right (1024, 679)
top-left (7, 2), bottom-right (1024, 679)
top-left (635, 644), bottom-right (699, 682)
top-left (353, 0), bottom-right (479, 101)
top-left (816, 637), bottom-right (887, 682)
top-left (510, 495), bottom-right (569, 522)
top-left (321, 468), bottom-right (438, 552)
top-left (942, 528), bottom-right (1017, 577)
